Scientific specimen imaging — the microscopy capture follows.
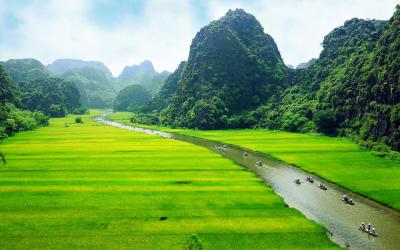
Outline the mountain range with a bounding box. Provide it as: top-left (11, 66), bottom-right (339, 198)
top-left (47, 59), bottom-right (113, 78)
top-left (135, 6), bottom-right (400, 152)
top-left (1, 58), bottom-right (170, 109)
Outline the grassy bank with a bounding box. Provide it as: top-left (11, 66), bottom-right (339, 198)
top-left (108, 112), bottom-right (400, 211)
top-left (0, 111), bottom-right (338, 249)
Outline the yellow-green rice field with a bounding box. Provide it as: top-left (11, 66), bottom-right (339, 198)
top-left (0, 111), bottom-right (338, 249)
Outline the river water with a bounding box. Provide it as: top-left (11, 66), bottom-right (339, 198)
top-left (96, 116), bottom-right (400, 250)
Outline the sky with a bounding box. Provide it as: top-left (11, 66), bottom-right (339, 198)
top-left (0, 0), bottom-right (398, 76)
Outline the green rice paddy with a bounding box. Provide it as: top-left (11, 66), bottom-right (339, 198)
top-left (0, 111), bottom-right (338, 249)
top-left (109, 112), bottom-right (400, 211)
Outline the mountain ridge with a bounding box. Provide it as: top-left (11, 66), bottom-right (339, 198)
top-left (47, 58), bottom-right (113, 78)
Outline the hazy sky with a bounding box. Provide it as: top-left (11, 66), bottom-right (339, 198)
top-left (0, 0), bottom-right (398, 76)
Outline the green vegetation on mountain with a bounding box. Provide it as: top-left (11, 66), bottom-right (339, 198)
top-left (116, 60), bottom-right (170, 95)
top-left (62, 67), bottom-right (116, 108)
top-left (157, 9), bottom-right (287, 129)
top-left (256, 6), bottom-right (400, 151)
top-left (0, 65), bottom-right (48, 140)
top-left (47, 59), bottom-right (113, 78)
top-left (256, 18), bottom-right (388, 133)
top-left (18, 78), bottom-right (84, 117)
top-left (113, 84), bottom-right (151, 112)
top-left (143, 61), bottom-right (186, 113)
top-left (0, 65), bottom-right (19, 105)
top-left (1, 59), bottom-right (85, 118)
top-left (1, 58), bottom-right (50, 83)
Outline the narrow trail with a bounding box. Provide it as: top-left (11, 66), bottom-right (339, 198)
top-left (96, 115), bottom-right (400, 250)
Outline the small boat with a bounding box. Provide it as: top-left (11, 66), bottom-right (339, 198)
top-left (342, 199), bottom-right (355, 205)
top-left (306, 176), bottom-right (314, 183)
top-left (342, 195), bottom-right (355, 205)
top-left (243, 152), bottom-right (248, 157)
top-left (255, 161), bottom-right (263, 167)
top-left (359, 226), bottom-right (378, 237)
top-left (319, 183), bottom-right (327, 190)
top-left (294, 178), bottom-right (301, 184)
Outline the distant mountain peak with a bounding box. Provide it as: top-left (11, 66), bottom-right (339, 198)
top-left (139, 60), bottom-right (154, 69)
top-left (116, 60), bottom-right (170, 95)
top-left (46, 58), bottom-right (113, 77)
top-left (119, 60), bottom-right (155, 79)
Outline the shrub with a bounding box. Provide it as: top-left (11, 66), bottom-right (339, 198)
top-left (33, 112), bottom-right (49, 126)
top-left (183, 234), bottom-right (203, 250)
top-left (71, 106), bottom-right (88, 115)
top-left (0, 127), bottom-right (7, 140)
top-left (48, 104), bottom-right (65, 118)
top-left (75, 117), bottom-right (83, 123)
top-left (0, 150), bottom-right (6, 165)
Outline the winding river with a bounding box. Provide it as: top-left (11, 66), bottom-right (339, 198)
top-left (96, 115), bottom-right (400, 250)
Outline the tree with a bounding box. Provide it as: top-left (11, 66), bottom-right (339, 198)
top-left (0, 66), bottom-right (19, 105)
top-left (0, 150), bottom-right (6, 165)
top-left (314, 109), bottom-right (337, 135)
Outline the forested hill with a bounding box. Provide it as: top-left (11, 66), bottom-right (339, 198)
top-left (0, 65), bottom-right (48, 141)
top-left (1, 59), bottom-right (85, 117)
top-left (134, 6), bottom-right (400, 152)
top-left (47, 59), bottom-right (113, 78)
top-left (62, 67), bottom-right (116, 108)
top-left (258, 18), bottom-right (388, 133)
top-left (259, 7), bottom-right (400, 151)
top-left (158, 9), bottom-right (288, 129)
top-left (2, 58), bottom-right (50, 82)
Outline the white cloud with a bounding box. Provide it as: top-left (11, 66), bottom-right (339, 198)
top-left (0, 0), bottom-right (398, 75)
top-left (110, 0), bottom-right (198, 74)
top-left (0, 0), bottom-right (199, 75)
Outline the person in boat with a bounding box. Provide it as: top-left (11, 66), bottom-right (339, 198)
top-left (371, 228), bottom-right (376, 235)
top-left (349, 198), bottom-right (353, 204)
top-left (367, 223), bottom-right (372, 231)
top-left (343, 195), bottom-right (348, 201)
top-left (361, 222), bottom-right (366, 230)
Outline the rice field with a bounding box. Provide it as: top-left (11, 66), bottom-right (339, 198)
top-left (109, 112), bottom-right (400, 211)
top-left (0, 111), bottom-right (338, 249)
